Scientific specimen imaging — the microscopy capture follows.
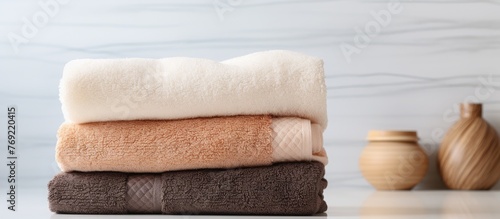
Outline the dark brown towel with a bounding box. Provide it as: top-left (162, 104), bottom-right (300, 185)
top-left (48, 162), bottom-right (327, 215)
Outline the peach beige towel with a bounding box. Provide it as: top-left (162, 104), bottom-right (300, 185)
top-left (56, 116), bottom-right (327, 173)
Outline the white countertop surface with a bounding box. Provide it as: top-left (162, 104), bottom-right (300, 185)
top-left (3, 186), bottom-right (499, 219)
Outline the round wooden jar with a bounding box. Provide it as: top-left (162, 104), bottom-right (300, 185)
top-left (359, 130), bottom-right (429, 190)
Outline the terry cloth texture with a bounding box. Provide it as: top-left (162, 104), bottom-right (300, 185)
top-left (56, 116), bottom-right (328, 172)
top-left (60, 50), bottom-right (328, 130)
top-left (48, 162), bottom-right (327, 215)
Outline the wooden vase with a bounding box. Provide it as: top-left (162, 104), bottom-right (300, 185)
top-left (438, 103), bottom-right (500, 190)
top-left (359, 130), bottom-right (429, 190)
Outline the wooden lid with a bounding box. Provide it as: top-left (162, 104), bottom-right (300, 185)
top-left (367, 130), bottom-right (418, 142)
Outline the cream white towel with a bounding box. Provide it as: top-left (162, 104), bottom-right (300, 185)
top-left (60, 50), bottom-right (328, 130)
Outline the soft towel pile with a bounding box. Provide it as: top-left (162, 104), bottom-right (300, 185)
top-left (49, 50), bottom-right (329, 215)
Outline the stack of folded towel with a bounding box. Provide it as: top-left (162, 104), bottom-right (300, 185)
top-left (48, 50), bottom-right (329, 215)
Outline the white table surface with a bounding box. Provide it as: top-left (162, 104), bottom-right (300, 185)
top-left (3, 185), bottom-right (500, 219)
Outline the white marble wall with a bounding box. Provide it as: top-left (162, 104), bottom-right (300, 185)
top-left (1, 0), bottom-right (500, 189)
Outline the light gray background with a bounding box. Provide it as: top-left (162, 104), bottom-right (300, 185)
top-left (1, 0), bottom-right (500, 214)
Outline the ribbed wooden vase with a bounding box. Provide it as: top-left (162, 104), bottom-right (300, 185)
top-left (360, 130), bottom-right (429, 190)
top-left (438, 103), bottom-right (500, 190)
